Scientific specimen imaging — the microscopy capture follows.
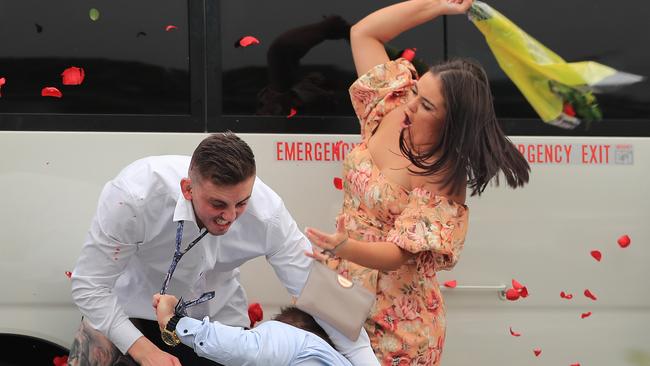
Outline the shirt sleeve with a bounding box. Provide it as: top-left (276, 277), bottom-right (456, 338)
top-left (264, 200), bottom-right (313, 297)
top-left (70, 179), bottom-right (145, 354)
top-left (177, 317), bottom-right (299, 366)
top-left (349, 59), bottom-right (417, 141)
top-left (386, 188), bottom-right (469, 271)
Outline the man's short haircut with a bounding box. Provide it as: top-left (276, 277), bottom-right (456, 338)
top-left (189, 132), bottom-right (256, 185)
top-left (273, 307), bottom-right (335, 348)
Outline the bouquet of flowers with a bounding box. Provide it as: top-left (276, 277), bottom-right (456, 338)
top-left (468, 1), bottom-right (643, 129)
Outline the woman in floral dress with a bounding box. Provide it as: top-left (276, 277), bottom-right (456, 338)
top-left (305, 0), bottom-right (531, 364)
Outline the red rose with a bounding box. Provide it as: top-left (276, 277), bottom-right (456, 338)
top-left (248, 302), bottom-right (263, 328)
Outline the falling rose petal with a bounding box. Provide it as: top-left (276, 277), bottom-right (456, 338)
top-left (617, 234), bottom-right (631, 248)
top-left (64, 271), bottom-right (72, 279)
top-left (41, 87), bottom-right (62, 98)
top-left (89, 8), bottom-right (100, 21)
top-left (590, 250), bottom-right (602, 262)
top-left (505, 288), bottom-right (520, 301)
top-left (581, 311), bottom-right (592, 319)
top-left (584, 289), bottom-right (597, 301)
top-left (400, 48), bottom-right (416, 61)
top-left (136, 31), bottom-right (147, 38)
top-left (509, 327), bottom-right (521, 337)
top-left (287, 108), bottom-right (297, 118)
top-left (333, 177), bottom-right (343, 190)
top-left (248, 302), bottom-right (263, 328)
top-left (61, 66), bottom-right (85, 85)
top-left (236, 36), bottom-right (260, 48)
top-left (560, 291), bottom-right (573, 299)
top-left (0, 77), bottom-right (5, 97)
top-left (444, 280), bottom-right (457, 288)
top-left (570, 363), bottom-right (581, 366)
top-left (533, 348), bottom-right (542, 357)
top-left (35, 23), bottom-right (43, 33)
top-left (519, 286), bottom-right (529, 298)
top-left (165, 25), bottom-right (178, 32)
top-left (512, 279), bottom-right (524, 290)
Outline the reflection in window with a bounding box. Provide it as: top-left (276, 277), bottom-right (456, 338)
top-left (220, 0), bottom-right (444, 118)
top-left (0, 0), bottom-right (190, 114)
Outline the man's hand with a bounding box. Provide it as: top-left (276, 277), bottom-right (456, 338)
top-left (128, 336), bottom-right (181, 366)
top-left (152, 294), bottom-right (179, 331)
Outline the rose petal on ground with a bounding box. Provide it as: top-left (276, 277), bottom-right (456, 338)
top-left (509, 326), bottom-right (521, 337)
top-left (64, 271), bottom-right (72, 279)
top-left (61, 66), bottom-right (85, 85)
top-left (236, 36), bottom-right (260, 48)
top-left (512, 279), bottom-right (524, 290)
top-left (505, 288), bottom-right (520, 301)
top-left (53, 355), bottom-right (69, 366)
top-left (581, 311), bottom-right (592, 319)
top-left (584, 289), bottom-right (597, 301)
top-left (0, 77), bottom-right (5, 97)
top-left (89, 8), bottom-right (100, 21)
top-left (617, 234), bottom-right (631, 248)
top-left (533, 348), bottom-right (542, 357)
top-left (333, 177), bottom-right (343, 190)
top-left (41, 87), bottom-right (62, 98)
top-left (590, 250), bottom-right (602, 261)
top-left (165, 25), bottom-right (178, 32)
top-left (570, 363), bottom-right (581, 366)
top-left (287, 108), bottom-right (297, 118)
top-left (443, 280), bottom-right (457, 288)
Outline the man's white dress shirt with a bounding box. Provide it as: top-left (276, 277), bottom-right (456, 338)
top-left (71, 155), bottom-right (379, 365)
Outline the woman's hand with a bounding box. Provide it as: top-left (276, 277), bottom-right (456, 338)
top-left (439, 0), bottom-right (474, 16)
top-left (304, 216), bottom-right (349, 256)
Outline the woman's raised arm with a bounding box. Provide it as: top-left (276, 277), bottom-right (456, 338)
top-left (350, 0), bottom-right (473, 76)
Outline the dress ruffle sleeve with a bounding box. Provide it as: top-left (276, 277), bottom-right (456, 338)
top-left (386, 187), bottom-right (469, 271)
top-left (349, 59), bottom-right (418, 141)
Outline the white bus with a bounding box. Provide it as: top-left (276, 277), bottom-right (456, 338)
top-left (1, 0), bottom-right (648, 365)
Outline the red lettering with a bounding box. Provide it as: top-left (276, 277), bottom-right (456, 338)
top-left (276, 142), bottom-right (283, 161)
top-left (564, 145), bottom-right (572, 164)
top-left (581, 145), bottom-right (588, 163)
top-left (554, 145), bottom-right (562, 163)
top-left (314, 143), bottom-right (323, 161)
top-left (296, 143), bottom-right (303, 161)
top-left (285, 142), bottom-right (296, 161)
top-left (604, 145), bottom-right (611, 164)
top-left (305, 143), bottom-right (312, 161)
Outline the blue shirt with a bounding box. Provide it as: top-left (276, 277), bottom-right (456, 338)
top-left (177, 317), bottom-right (353, 366)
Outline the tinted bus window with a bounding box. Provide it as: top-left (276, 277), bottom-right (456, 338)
top-left (447, 0), bottom-right (650, 136)
top-left (217, 0), bottom-right (444, 133)
top-left (0, 0), bottom-right (190, 115)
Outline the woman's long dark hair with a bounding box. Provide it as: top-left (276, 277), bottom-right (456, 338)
top-left (399, 58), bottom-right (530, 196)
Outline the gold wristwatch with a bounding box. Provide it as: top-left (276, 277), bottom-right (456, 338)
top-left (161, 314), bottom-right (182, 347)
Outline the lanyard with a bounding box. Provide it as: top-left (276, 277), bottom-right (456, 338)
top-left (160, 220), bottom-right (212, 309)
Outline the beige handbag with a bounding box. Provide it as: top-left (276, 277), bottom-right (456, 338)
top-left (296, 261), bottom-right (376, 341)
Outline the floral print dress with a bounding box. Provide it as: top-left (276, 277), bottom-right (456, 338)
top-left (331, 59), bottom-right (469, 365)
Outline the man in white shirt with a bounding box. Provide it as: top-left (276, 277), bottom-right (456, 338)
top-left (69, 133), bottom-right (378, 366)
